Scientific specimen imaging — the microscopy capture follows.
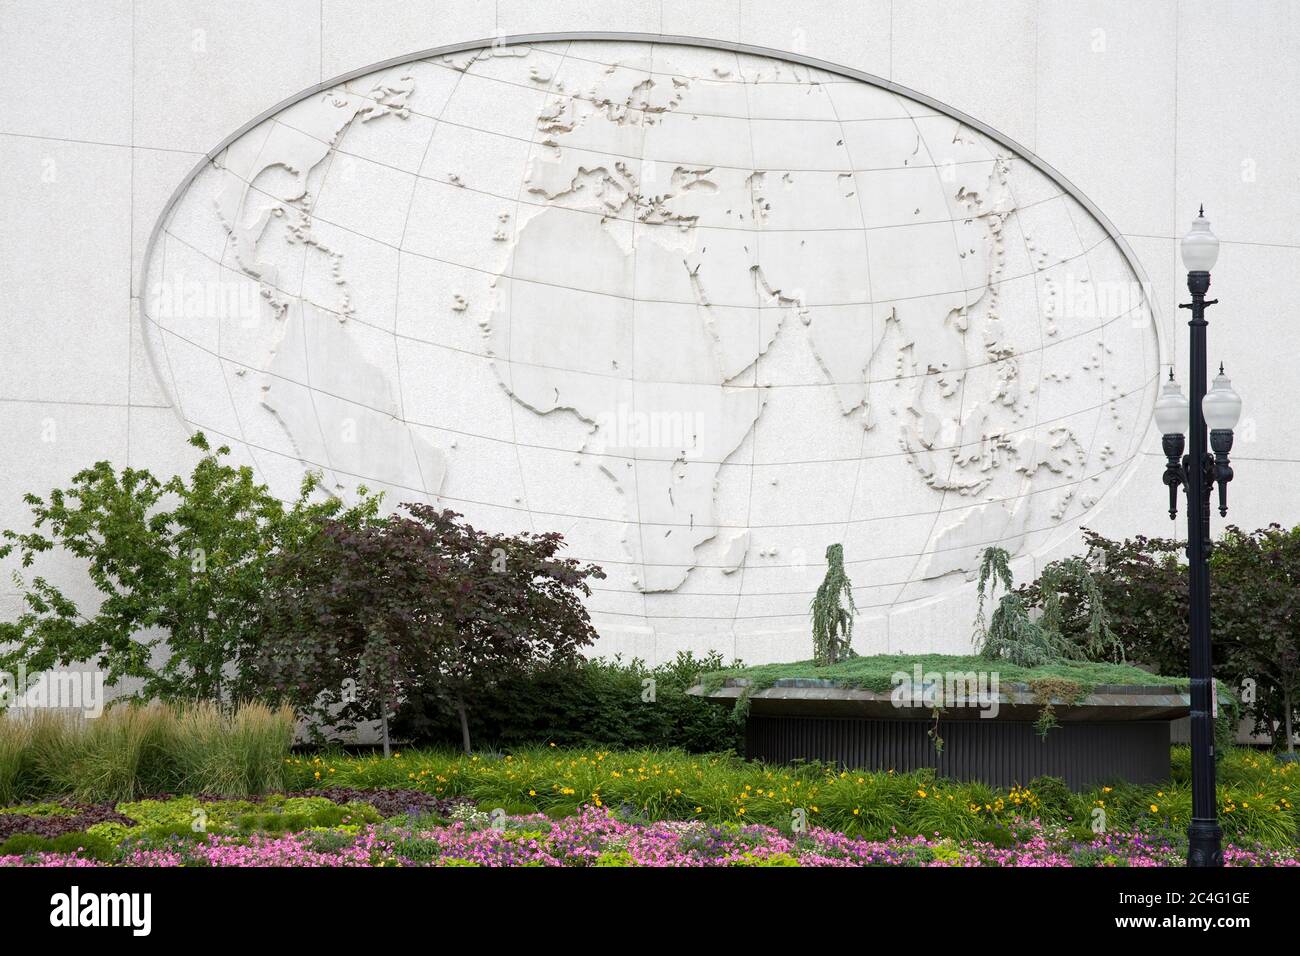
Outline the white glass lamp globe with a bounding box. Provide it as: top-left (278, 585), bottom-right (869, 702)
top-left (1181, 208), bottom-right (1220, 273)
top-left (1154, 374), bottom-right (1189, 436)
top-left (1203, 367), bottom-right (1243, 431)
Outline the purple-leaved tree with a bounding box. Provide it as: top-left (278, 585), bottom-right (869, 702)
top-left (256, 505), bottom-right (604, 755)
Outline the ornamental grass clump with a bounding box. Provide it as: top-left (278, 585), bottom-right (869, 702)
top-left (0, 701), bottom-right (296, 802)
top-left (25, 705), bottom-right (169, 803)
top-left (161, 701), bottom-right (296, 797)
top-left (0, 715), bottom-right (37, 805)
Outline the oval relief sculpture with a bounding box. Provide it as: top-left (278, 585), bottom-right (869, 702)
top-left (141, 38), bottom-right (1159, 659)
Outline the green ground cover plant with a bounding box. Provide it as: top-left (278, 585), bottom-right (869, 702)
top-left (275, 745), bottom-right (1298, 849)
top-left (1, 801), bottom-right (1294, 868)
top-left (698, 654), bottom-right (1177, 694)
top-left (698, 653), bottom-right (1237, 744)
top-left (0, 750), bottom-right (1293, 866)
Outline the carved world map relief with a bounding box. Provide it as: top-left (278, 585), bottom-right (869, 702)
top-left (141, 40), bottom-right (1158, 655)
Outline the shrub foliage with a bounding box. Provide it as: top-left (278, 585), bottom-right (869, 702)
top-left (1022, 527), bottom-right (1300, 751)
top-left (256, 506), bottom-right (605, 754)
top-left (393, 651), bottom-right (742, 753)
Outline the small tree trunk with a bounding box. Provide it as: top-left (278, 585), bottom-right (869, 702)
top-left (1285, 688), bottom-right (1295, 754)
top-left (380, 687), bottom-right (391, 758)
top-left (457, 701), bottom-right (472, 755)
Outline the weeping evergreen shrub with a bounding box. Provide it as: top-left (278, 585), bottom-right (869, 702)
top-left (811, 544), bottom-right (856, 666)
top-left (974, 546), bottom-right (1081, 668)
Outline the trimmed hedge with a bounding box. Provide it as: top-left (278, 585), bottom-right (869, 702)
top-left (392, 651), bottom-right (742, 753)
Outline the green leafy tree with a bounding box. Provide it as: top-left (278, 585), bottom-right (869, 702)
top-left (1210, 525), bottom-right (1300, 753)
top-left (256, 505), bottom-right (605, 754)
top-left (1028, 530), bottom-right (1186, 671)
top-left (1023, 527), bottom-right (1299, 751)
top-left (0, 433), bottom-right (379, 704)
top-left (811, 543), bottom-right (856, 666)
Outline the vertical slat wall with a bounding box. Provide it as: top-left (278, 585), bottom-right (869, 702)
top-left (745, 716), bottom-right (1171, 788)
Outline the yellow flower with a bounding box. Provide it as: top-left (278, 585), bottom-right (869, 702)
top-left (1150, 804), bottom-right (1159, 813)
top-left (528, 789), bottom-right (536, 797)
top-left (917, 789), bottom-right (927, 798)
top-left (852, 808), bottom-right (860, 815)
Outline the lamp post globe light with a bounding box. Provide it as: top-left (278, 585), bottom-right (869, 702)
top-left (1154, 208), bottom-right (1244, 868)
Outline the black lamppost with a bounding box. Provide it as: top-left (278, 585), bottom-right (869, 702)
top-left (1152, 208), bottom-right (1243, 868)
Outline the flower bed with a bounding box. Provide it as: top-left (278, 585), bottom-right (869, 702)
top-left (0, 747), bottom-right (1292, 866)
top-left (0, 806), bottom-right (1295, 868)
top-left (280, 746), bottom-right (1300, 849)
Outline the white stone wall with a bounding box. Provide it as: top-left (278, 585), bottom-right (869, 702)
top-left (2, 1), bottom-right (1296, 670)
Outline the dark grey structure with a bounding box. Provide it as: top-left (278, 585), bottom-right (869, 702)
top-left (690, 679), bottom-right (1190, 790)
top-left (1153, 210), bottom-right (1241, 867)
top-left (745, 715), bottom-right (1172, 788)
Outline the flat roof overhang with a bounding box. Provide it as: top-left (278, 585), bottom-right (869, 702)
top-left (687, 678), bottom-right (1193, 722)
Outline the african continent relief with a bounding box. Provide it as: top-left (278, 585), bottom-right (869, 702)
top-left (141, 40), bottom-right (1158, 658)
